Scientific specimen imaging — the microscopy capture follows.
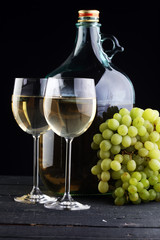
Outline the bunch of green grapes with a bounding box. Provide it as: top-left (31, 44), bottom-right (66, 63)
top-left (91, 107), bottom-right (160, 205)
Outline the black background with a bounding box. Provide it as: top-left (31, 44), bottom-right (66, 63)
top-left (2, 1), bottom-right (159, 175)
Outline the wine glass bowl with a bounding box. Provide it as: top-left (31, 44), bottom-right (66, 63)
top-left (11, 78), bottom-right (56, 204)
top-left (43, 77), bottom-right (96, 210)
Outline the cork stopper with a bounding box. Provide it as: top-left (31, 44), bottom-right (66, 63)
top-left (78, 10), bottom-right (99, 22)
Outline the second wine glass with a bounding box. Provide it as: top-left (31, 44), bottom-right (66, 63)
top-left (43, 77), bottom-right (96, 210)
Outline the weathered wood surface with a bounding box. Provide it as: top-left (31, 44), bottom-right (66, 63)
top-left (0, 175), bottom-right (160, 239)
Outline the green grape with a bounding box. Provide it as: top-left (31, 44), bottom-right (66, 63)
top-left (110, 145), bottom-right (121, 154)
top-left (149, 175), bottom-right (158, 185)
top-left (133, 117), bottom-right (144, 128)
top-left (154, 143), bottom-right (159, 150)
top-left (133, 155), bottom-right (145, 165)
top-left (117, 125), bottom-right (128, 136)
top-left (119, 108), bottom-right (130, 116)
top-left (97, 150), bottom-right (100, 158)
top-left (123, 154), bottom-right (131, 164)
top-left (108, 119), bottom-right (119, 131)
top-left (115, 187), bottom-right (125, 197)
top-left (144, 120), bottom-right (153, 132)
top-left (110, 160), bottom-right (121, 171)
top-left (154, 171), bottom-right (159, 176)
top-left (97, 173), bottom-right (101, 180)
top-left (127, 160), bottom-right (136, 171)
top-left (101, 158), bottom-right (112, 171)
top-left (154, 183), bottom-right (160, 192)
top-left (102, 129), bottom-right (113, 140)
top-left (111, 169), bottom-right (124, 180)
top-left (136, 165), bottom-right (144, 171)
top-left (156, 192), bottom-right (160, 201)
top-left (114, 154), bottom-right (123, 163)
top-left (148, 189), bottom-right (156, 201)
top-left (138, 126), bottom-right (147, 136)
top-left (101, 171), bottom-right (110, 181)
top-left (156, 123), bottom-right (160, 133)
top-left (154, 117), bottom-right (160, 125)
top-left (122, 182), bottom-right (129, 190)
top-left (98, 181), bottom-right (109, 193)
top-left (111, 133), bottom-right (122, 145)
top-left (138, 148), bottom-right (148, 157)
top-left (97, 159), bottom-right (102, 165)
top-left (144, 167), bottom-right (154, 178)
top-left (114, 196), bottom-right (125, 206)
top-left (140, 132), bottom-right (149, 143)
top-left (115, 179), bottom-right (122, 188)
top-left (136, 182), bottom-right (144, 192)
top-left (139, 189), bottom-right (150, 200)
top-left (91, 142), bottom-right (99, 150)
top-left (148, 149), bottom-right (160, 160)
top-left (121, 164), bottom-right (127, 172)
top-left (113, 113), bottom-right (122, 122)
top-left (141, 179), bottom-right (149, 188)
top-left (140, 171), bottom-right (147, 179)
top-left (100, 140), bottom-right (112, 151)
top-left (121, 115), bottom-right (132, 127)
top-left (128, 185), bottom-right (137, 194)
top-left (99, 150), bottom-right (110, 159)
top-left (99, 122), bottom-right (108, 132)
top-left (134, 141), bottom-right (143, 150)
top-left (156, 139), bottom-right (160, 149)
top-left (149, 131), bottom-right (160, 142)
top-left (144, 141), bottom-right (154, 151)
top-left (128, 126), bottom-right (138, 137)
top-left (130, 107), bottom-right (144, 119)
top-left (131, 137), bottom-right (137, 145)
top-left (132, 198), bottom-right (141, 204)
top-left (129, 177), bottom-right (138, 186)
top-left (142, 108), bottom-right (156, 122)
top-left (129, 193), bottom-right (139, 202)
top-left (93, 134), bottom-right (103, 145)
top-left (157, 174), bottom-right (160, 182)
top-left (149, 159), bottom-right (160, 171)
top-left (121, 172), bottom-right (131, 182)
top-left (122, 135), bottom-right (131, 148)
top-left (91, 165), bottom-right (101, 175)
top-left (154, 110), bottom-right (159, 119)
top-left (146, 122), bottom-right (154, 134)
top-left (131, 171), bottom-right (142, 181)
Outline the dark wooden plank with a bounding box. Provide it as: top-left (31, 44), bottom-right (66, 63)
top-left (0, 184), bottom-right (47, 196)
top-left (0, 175), bottom-right (33, 185)
top-left (0, 224), bottom-right (160, 240)
top-left (0, 194), bottom-right (160, 229)
top-left (1, 176), bottom-right (160, 239)
top-left (0, 175), bottom-right (43, 186)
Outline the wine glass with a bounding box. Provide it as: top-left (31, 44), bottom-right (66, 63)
top-left (43, 77), bottom-right (96, 210)
top-left (11, 78), bottom-right (57, 204)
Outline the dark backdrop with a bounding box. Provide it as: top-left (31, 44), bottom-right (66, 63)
top-left (2, 1), bottom-right (159, 175)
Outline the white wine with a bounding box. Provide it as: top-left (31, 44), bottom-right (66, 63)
top-left (44, 97), bottom-right (96, 138)
top-left (12, 95), bottom-right (49, 136)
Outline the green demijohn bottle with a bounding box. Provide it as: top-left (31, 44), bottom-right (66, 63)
top-left (39, 10), bottom-right (135, 195)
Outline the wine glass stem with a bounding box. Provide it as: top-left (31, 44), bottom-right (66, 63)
top-left (31, 135), bottom-right (41, 195)
top-left (62, 138), bottom-right (73, 201)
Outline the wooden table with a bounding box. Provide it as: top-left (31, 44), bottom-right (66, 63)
top-left (0, 175), bottom-right (160, 239)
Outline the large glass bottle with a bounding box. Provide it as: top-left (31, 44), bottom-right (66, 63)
top-left (39, 10), bottom-right (135, 195)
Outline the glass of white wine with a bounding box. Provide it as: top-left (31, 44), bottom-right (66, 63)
top-left (11, 78), bottom-right (57, 204)
top-left (43, 77), bottom-right (96, 210)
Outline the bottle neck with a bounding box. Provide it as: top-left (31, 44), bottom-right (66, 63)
top-left (74, 22), bottom-right (109, 66)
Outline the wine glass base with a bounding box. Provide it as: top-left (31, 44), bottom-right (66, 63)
top-left (14, 194), bottom-right (57, 204)
top-left (44, 199), bottom-right (90, 211)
